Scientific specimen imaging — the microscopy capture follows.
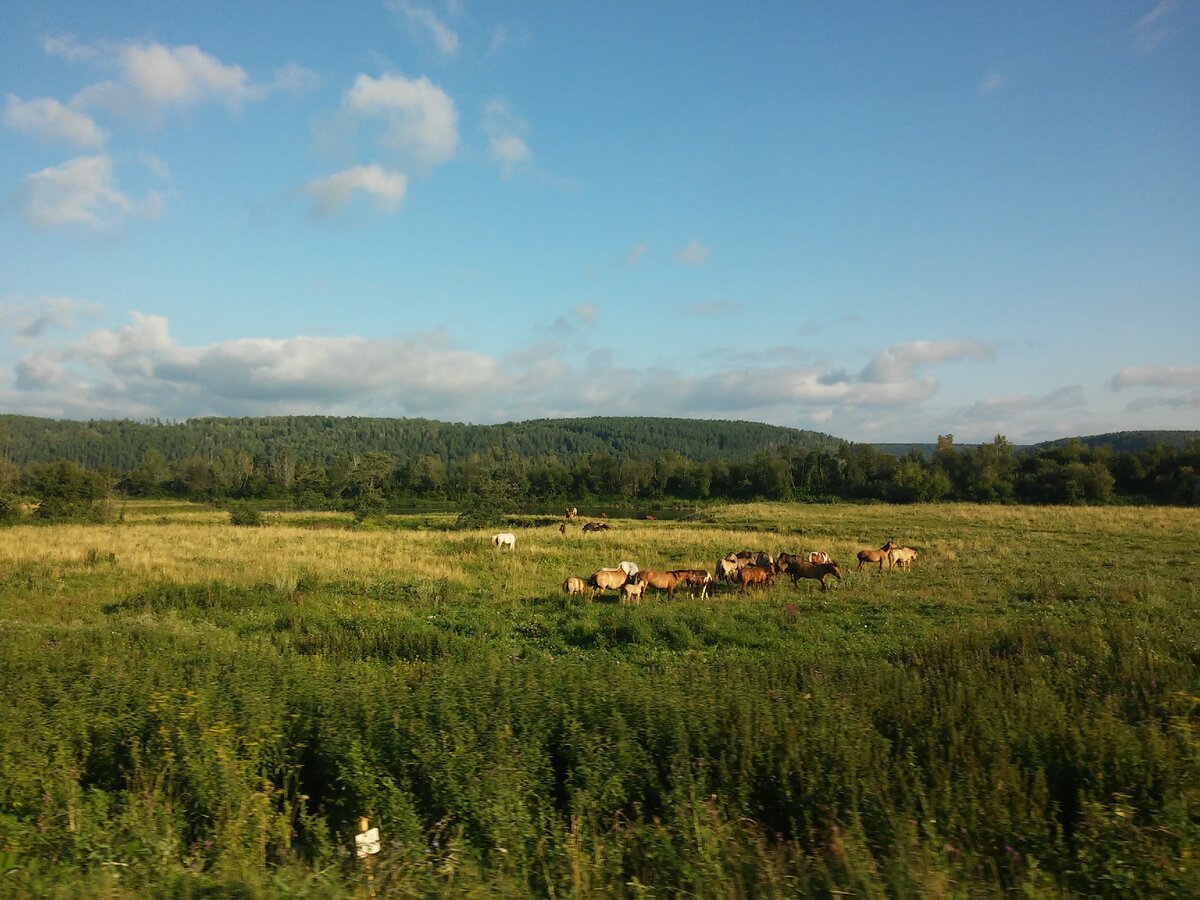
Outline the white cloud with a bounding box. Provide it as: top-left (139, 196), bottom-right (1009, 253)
top-left (860, 338), bottom-right (994, 383)
top-left (120, 42), bottom-right (250, 108)
top-left (0, 295), bottom-right (104, 340)
top-left (16, 355), bottom-right (71, 390)
top-left (5, 314), bottom-right (1001, 427)
top-left (626, 242), bottom-right (649, 265)
top-left (1111, 365), bottom-right (1200, 390)
top-left (1111, 365), bottom-right (1200, 412)
top-left (978, 71), bottom-right (1007, 94)
top-left (678, 239), bottom-right (709, 265)
top-left (548, 303), bottom-right (600, 340)
top-left (259, 62), bottom-right (321, 97)
top-left (481, 99), bottom-right (531, 175)
top-left (136, 150), bottom-right (171, 180)
top-left (20, 313), bottom-right (506, 418)
top-left (4, 94), bottom-right (108, 148)
top-left (72, 311), bottom-right (174, 368)
top-left (59, 39), bottom-right (316, 121)
top-left (1134, 0), bottom-right (1181, 53)
top-left (1125, 393), bottom-right (1200, 411)
top-left (959, 385), bottom-right (1085, 421)
top-left (10, 155), bottom-right (163, 231)
top-left (42, 33), bottom-right (102, 62)
top-left (304, 164), bottom-right (408, 217)
top-left (491, 134), bottom-right (531, 169)
top-left (343, 73), bottom-right (459, 168)
top-left (386, 0), bottom-right (460, 57)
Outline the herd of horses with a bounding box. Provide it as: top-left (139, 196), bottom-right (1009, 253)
top-left (494, 510), bottom-right (920, 604)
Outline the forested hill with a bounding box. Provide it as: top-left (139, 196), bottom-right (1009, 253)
top-left (0, 414), bottom-right (844, 470)
top-left (1033, 431), bottom-right (1200, 453)
top-left (868, 430), bottom-right (1200, 459)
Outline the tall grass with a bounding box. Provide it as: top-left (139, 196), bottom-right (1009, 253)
top-left (0, 502), bottom-right (1195, 895)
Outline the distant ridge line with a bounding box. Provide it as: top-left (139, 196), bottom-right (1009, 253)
top-left (1, 413), bottom-right (1194, 468)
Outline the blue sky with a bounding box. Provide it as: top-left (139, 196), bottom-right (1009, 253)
top-left (1, 1), bottom-right (1196, 442)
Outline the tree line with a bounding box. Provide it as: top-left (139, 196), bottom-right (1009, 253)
top-left (0, 414), bottom-right (841, 471)
top-left (2, 430), bottom-right (1196, 523)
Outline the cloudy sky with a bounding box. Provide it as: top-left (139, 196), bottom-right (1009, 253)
top-left (1, 1), bottom-right (1197, 442)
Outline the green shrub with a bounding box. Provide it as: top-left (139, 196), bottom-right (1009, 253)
top-left (228, 501), bottom-right (263, 526)
top-left (0, 492), bottom-right (25, 524)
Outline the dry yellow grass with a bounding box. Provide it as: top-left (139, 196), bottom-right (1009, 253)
top-left (0, 521), bottom-right (472, 586)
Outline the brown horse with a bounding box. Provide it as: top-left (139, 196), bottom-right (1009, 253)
top-left (783, 560), bottom-right (842, 591)
top-left (857, 541), bottom-right (898, 572)
top-left (639, 569), bottom-right (686, 599)
top-left (670, 569), bottom-right (713, 598)
top-left (738, 565), bottom-right (775, 592)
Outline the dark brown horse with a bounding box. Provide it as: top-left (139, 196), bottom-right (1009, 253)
top-left (782, 560), bottom-right (842, 591)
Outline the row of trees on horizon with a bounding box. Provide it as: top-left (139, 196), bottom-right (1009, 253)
top-left (2, 434), bottom-right (1196, 523)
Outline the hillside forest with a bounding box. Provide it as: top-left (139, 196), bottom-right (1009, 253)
top-left (1, 415), bottom-right (1197, 522)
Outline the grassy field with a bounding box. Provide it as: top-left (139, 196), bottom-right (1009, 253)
top-left (0, 501), bottom-right (1196, 896)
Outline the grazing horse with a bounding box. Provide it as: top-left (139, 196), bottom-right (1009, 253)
top-left (589, 568), bottom-right (628, 597)
top-left (738, 565), bottom-right (775, 592)
top-left (639, 570), bottom-right (686, 599)
top-left (621, 579), bottom-right (646, 605)
top-left (783, 560), bottom-right (842, 591)
top-left (491, 532), bottom-right (516, 551)
top-left (671, 569), bottom-right (713, 598)
top-left (777, 551), bottom-right (804, 570)
top-left (565, 506), bottom-right (578, 521)
top-left (856, 541), bottom-right (898, 572)
top-left (716, 556), bottom-right (740, 582)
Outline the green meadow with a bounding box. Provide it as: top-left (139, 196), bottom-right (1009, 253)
top-left (0, 502), bottom-right (1196, 896)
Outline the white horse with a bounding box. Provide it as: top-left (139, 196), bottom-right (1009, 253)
top-left (491, 532), bottom-right (516, 551)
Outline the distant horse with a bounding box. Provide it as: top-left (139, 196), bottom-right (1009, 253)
top-left (857, 541), bottom-right (898, 572)
top-left (491, 533), bottom-right (516, 550)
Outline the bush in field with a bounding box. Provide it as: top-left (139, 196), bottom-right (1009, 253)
top-left (21, 460), bottom-right (113, 522)
top-left (227, 501), bottom-right (263, 526)
top-left (455, 469), bottom-right (519, 529)
top-left (0, 493), bottom-right (25, 524)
